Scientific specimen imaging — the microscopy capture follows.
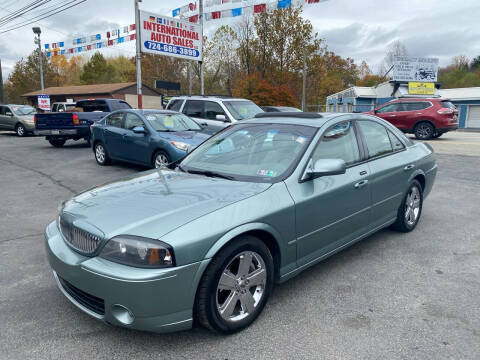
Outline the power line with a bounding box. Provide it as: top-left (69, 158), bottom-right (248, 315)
top-left (0, 0), bottom-right (87, 34)
top-left (0, 0), bottom-right (52, 27)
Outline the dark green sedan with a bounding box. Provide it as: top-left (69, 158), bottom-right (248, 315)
top-left (45, 112), bottom-right (437, 334)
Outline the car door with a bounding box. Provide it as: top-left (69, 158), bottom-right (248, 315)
top-left (0, 106), bottom-right (9, 129)
top-left (375, 103), bottom-right (401, 127)
top-left (287, 120), bottom-right (372, 267)
top-left (122, 112), bottom-right (151, 164)
top-left (357, 119), bottom-right (411, 228)
top-left (402, 102), bottom-right (431, 130)
top-left (103, 112), bottom-right (126, 159)
top-left (182, 100), bottom-right (227, 134)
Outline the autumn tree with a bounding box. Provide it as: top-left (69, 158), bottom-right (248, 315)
top-left (233, 73), bottom-right (296, 106)
top-left (80, 52), bottom-right (118, 84)
top-left (107, 56), bottom-right (136, 83)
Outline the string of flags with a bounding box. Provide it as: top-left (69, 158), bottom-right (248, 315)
top-left (173, 0), bottom-right (328, 22)
top-left (44, 24), bottom-right (136, 58)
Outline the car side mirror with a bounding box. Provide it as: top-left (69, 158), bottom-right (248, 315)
top-left (374, 109), bottom-right (378, 114)
top-left (132, 126), bottom-right (146, 134)
top-left (301, 158), bottom-right (346, 181)
top-left (216, 114), bottom-right (229, 122)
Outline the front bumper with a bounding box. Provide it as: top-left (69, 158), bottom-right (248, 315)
top-left (45, 221), bottom-right (208, 333)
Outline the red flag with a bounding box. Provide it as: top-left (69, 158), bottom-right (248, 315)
top-left (107, 31), bottom-right (111, 38)
top-left (254, 3), bottom-right (266, 13)
top-left (212, 11), bottom-right (221, 19)
top-left (108, 39), bottom-right (113, 46)
top-left (69, 48), bottom-right (73, 54)
top-left (189, 15), bottom-right (198, 23)
top-left (130, 34), bottom-right (136, 41)
top-left (87, 45), bottom-right (92, 50)
top-left (189, 2), bottom-right (196, 11)
top-left (130, 24), bottom-right (136, 31)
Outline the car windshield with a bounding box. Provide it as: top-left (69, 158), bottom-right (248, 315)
top-left (180, 123), bottom-right (316, 182)
top-left (144, 112), bottom-right (201, 131)
top-left (223, 100), bottom-right (263, 120)
top-left (11, 105), bottom-right (35, 115)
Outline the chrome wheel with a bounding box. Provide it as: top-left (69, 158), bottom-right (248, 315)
top-left (216, 251), bottom-right (267, 322)
top-left (16, 125), bottom-right (25, 137)
top-left (95, 144), bottom-right (106, 164)
top-left (154, 153), bottom-right (169, 168)
top-left (405, 186), bottom-right (421, 226)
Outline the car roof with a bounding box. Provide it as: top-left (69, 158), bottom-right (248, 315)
top-left (170, 96), bottom-right (251, 102)
top-left (242, 112), bottom-right (348, 128)
top-left (126, 109), bottom-right (179, 115)
top-left (388, 97), bottom-right (443, 102)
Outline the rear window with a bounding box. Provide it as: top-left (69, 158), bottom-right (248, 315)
top-left (440, 101), bottom-right (456, 110)
top-left (76, 100), bottom-right (108, 112)
top-left (110, 101), bottom-right (131, 111)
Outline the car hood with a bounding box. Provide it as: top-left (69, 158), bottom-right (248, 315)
top-left (61, 169), bottom-right (270, 241)
top-left (156, 130), bottom-right (210, 146)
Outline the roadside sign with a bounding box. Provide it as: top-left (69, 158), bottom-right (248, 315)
top-left (155, 80), bottom-right (181, 91)
top-left (408, 82), bottom-right (435, 95)
top-left (38, 95), bottom-right (50, 111)
top-left (393, 56), bottom-right (439, 82)
top-left (139, 10), bottom-right (202, 61)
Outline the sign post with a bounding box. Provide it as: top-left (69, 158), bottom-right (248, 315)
top-left (135, 0), bottom-right (143, 109)
top-left (199, 0), bottom-right (204, 95)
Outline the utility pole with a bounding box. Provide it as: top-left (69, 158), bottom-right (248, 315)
top-left (135, 0), bottom-right (143, 108)
top-left (199, 0), bottom-right (204, 95)
top-left (32, 27), bottom-right (44, 93)
top-left (0, 59), bottom-right (4, 103)
top-left (301, 47), bottom-right (307, 111)
top-left (188, 62), bottom-right (192, 96)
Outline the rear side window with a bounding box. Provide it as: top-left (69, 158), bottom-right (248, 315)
top-left (440, 101), bottom-right (456, 110)
top-left (313, 121), bottom-right (360, 166)
top-left (0, 106), bottom-right (7, 115)
top-left (106, 113), bottom-right (124, 128)
top-left (358, 121), bottom-right (393, 158)
top-left (183, 100), bottom-right (204, 118)
top-left (388, 131), bottom-right (405, 151)
top-left (167, 99), bottom-right (183, 111)
top-left (404, 102), bottom-right (430, 111)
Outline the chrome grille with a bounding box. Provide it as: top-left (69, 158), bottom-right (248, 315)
top-left (59, 217), bottom-right (101, 254)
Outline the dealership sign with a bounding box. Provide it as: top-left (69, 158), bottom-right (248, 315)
top-left (408, 82), bottom-right (435, 95)
top-left (393, 56), bottom-right (439, 82)
top-left (37, 95), bottom-right (50, 111)
top-left (140, 10), bottom-right (202, 61)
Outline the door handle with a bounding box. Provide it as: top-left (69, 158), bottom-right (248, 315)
top-left (389, 114), bottom-right (396, 117)
top-left (354, 180), bottom-right (369, 189)
top-left (416, 113), bottom-right (423, 115)
top-left (404, 164), bottom-right (415, 171)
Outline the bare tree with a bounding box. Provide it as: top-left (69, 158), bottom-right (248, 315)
top-left (452, 55), bottom-right (470, 70)
top-left (382, 40), bottom-right (408, 75)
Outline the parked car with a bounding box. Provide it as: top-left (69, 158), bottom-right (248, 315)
top-left (51, 102), bottom-right (76, 112)
top-left (261, 106), bottom-right (302, 112)
top-left (0, 104), bottom-right (36, 136)
top-left (91, 109), bottom-right (210, 168)
top-left (45, 111), bottom-right (436, 334)
top-left (165, 96), bottom-right (264, 134)
top-left (368, 98), bottom-right (458, 140)
top-left (35, 98), bottom-right (131, 147)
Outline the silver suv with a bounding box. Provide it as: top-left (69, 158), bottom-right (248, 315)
top-left (165, 96), bottom-right (263, 134)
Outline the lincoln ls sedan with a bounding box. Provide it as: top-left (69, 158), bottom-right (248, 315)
top-left (45, 112), bottom-right (437, 334)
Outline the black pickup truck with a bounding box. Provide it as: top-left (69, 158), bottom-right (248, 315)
top-left (35, 98), bottom-right (131, 147)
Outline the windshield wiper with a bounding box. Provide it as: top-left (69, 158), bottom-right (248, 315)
top-left (157, 129), bottom-right (175, 132)
top-left (188, 169), bottom-right (235, 180)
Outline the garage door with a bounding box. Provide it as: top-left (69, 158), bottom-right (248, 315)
top-left (467, 105), bottom-right (480, 128)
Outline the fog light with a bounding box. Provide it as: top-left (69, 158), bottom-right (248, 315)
top-left (111, 304), bottom-right (134, 325)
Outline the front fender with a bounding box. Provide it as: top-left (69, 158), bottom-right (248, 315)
top-left (204, 222), bottom-right (283, 259)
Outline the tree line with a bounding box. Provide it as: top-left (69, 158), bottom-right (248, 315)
top-left (3, 7), bottom-right (480, 106)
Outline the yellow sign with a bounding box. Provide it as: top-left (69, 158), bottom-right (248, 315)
top-left (408, 82), bottom-right (435, 95)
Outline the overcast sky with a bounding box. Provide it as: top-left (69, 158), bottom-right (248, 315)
top-left (1, 0), bottom-right (479, 81)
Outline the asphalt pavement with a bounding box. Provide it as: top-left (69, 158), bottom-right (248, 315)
top-left (1, 132), bottom-right (479, 360)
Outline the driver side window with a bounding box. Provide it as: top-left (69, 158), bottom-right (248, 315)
top-left (106, 112), bottom-right (124, 128)
top-left (312, 121), bottom-right (361, 166)
top-left (377, 104), bottom-right (398, 114)
top-left (124, 113), bottom-right (144, 131)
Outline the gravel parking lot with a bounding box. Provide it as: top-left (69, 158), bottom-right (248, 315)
top-left (1, 131), bottom-right (479, 360)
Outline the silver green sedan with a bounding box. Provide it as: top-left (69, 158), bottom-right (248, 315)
top-left (45, 112), bottom-right (437, 334)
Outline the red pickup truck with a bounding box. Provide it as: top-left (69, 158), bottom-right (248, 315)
top-left (369, 98), bottom-right (458, 140)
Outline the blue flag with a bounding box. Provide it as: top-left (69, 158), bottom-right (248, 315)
top-left (232, 8), bottom-right (242, 17)
top-left (277, 0), bottom-right (291, 9)
top-left (172, 8), bottom-right (180, 17)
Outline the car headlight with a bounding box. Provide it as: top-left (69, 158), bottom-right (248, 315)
top-left (170, 141), bottom-right (190, 151)
top-left (23, 118), bottom-right (35, 124)
top-left (99, 235), bottom-right (174, 268)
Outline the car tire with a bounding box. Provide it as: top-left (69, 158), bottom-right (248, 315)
top-left (15, 124), bottom-right (26, 137)
top-left (414, 122), bottom-right (435, 140)
top-left (391, 179), bottom-right (423, 233)
top-left (48, 139), bottom-right (66, 147)
top-left (94, 142), bottom-right (111, 165)
top-left (432, 132), bottom-right (443, 139)
top-left (152, 151), bottom-right (170, 169)
top-left (195, 235), bottom-right (274, 334)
